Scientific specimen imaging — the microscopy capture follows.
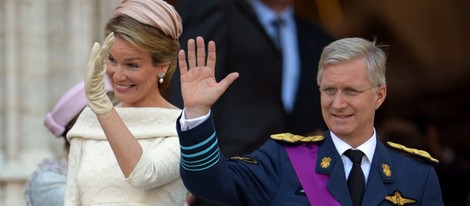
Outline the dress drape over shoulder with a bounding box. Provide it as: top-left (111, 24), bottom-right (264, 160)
top-left (65, 107), bottom-right (186, 206)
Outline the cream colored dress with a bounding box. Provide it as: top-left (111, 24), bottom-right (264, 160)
top-left (64, 107), bottom-right (187, 206)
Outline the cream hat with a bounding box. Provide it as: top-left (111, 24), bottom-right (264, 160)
top-left (113, 0), bottom-right (183, 40)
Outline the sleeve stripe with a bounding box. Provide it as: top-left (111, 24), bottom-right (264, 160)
top-left (180, 131), bottom-right (216, 150)
top-left (180, 149), bottom-right (221, 171)
top-left (181, 147), bottom-right (220, 164)
top-left (181, 138), bottom-right (218, 158)
top-left (180, 157), bottom-right (219, 172)
top-left (180, 130), bottom-right (221, 171)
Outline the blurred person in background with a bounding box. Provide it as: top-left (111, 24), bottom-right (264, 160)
top-left (24, 80), bottom-right (113, 206)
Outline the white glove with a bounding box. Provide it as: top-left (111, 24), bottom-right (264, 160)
top-left (85, 32), bottom-right (114, 115)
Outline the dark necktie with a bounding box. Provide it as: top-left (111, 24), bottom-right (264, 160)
top-left (344, 149), bottom-right (365, 206)
top-left (271, 17), bottom-right (284, 50)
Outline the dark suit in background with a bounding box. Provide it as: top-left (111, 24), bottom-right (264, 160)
top-left (170, 0), bottom-right (333, 158)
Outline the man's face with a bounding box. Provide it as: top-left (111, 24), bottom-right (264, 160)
top-left (319, 58), bottom-right (386, 143)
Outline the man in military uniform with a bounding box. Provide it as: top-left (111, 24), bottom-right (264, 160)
top-left (176, 36), bottom-right (444, 205)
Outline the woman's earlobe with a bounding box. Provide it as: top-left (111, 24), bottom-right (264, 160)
top-left (158, 73), bottom-right (165, 84)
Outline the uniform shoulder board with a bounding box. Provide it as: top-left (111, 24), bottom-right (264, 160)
top-left (386, 141), bottom-right (439, 164)
top-left (270, 133), bottom-right (324, 144)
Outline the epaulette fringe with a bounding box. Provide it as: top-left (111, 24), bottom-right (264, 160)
top-left (270, 133), bottom-right (324, 144)
top-left (387, 141), bottom-right (439, 163)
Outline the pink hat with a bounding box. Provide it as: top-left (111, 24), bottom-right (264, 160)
top-left (113, 0), bottom-right (183, 40)
top-left (44, 79), bottom-right (113, 137)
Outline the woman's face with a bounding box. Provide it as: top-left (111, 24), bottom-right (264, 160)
top-left (106, 36), bottom-right (166, 107)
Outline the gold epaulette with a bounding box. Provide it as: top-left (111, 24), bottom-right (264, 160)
top-left (270, 133), bottom-right (324, 144)
top-left (386, 141), bottom-right (439, 164)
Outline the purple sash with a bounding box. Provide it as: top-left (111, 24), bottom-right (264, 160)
top-left (284, 144), bottom-right (340, 206)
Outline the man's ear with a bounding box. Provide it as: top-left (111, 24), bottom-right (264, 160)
top-left (375, 85), bottom-right (387, 109)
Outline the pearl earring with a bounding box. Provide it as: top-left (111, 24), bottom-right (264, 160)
top-left (158, 73), bottom-right (165, 84)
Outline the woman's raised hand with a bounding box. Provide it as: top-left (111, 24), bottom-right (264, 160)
top-left (85, 32), bottom-right (115, 115)
top-left (178, 36), bottom-right (238, 119)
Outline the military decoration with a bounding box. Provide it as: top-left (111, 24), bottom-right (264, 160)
top-left (382, 163), bottom-right (391, 177)
top-left (320, 157), bottom-right (331, 169)
top-left (385, 191), bottom-right (417, 205)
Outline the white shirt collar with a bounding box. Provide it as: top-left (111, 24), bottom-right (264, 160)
top-left (330, 129), bottom-right (377, 163)
top-left (250, 0), bottom-right (294, 27)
